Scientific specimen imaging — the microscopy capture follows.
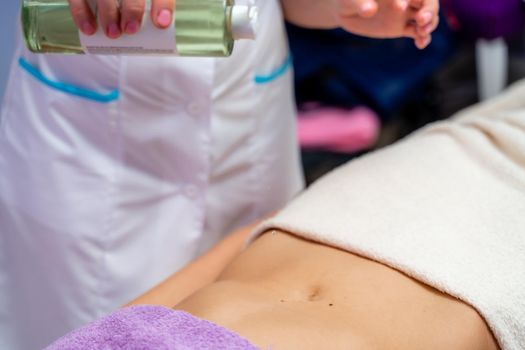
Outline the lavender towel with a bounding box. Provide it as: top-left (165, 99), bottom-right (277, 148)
top-left (45, 305), bottom-right (259, 350)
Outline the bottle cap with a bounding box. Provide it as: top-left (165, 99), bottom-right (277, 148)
top-left (231, 5), bottom-right (258, 40)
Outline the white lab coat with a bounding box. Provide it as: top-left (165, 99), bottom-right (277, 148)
top-left (0, 1), bottom-right (303, 348)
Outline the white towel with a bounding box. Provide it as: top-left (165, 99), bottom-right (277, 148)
top-left (254, 80), bottom-right (525, 350)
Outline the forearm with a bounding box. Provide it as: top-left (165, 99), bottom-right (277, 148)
top-left (280, 0), bottom-right (341, 29)
top-left (125, 221), bottom-right (260, 308)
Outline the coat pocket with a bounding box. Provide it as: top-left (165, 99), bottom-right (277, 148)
top-left (18, 56), bottom-right (119, 103)
top-left (254, 54), bottom-right (293, 85)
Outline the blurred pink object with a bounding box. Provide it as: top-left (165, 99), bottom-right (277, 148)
top-left (297, 106), bottom-right (380, 154)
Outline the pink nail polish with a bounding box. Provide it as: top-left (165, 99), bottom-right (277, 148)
top-left (107, 23), bottom-right (121, 39)
top-left (157, 9), bottom-right (172, 28)
top-left (419, 36), bottom-right (431, 49)
top-left (82, 21), bottom-right (95, 35)
top-left (125, 20), bottom-right (140, 34)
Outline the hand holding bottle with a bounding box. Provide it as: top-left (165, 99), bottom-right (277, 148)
top-left (68, 0), bottom-right (175, 38)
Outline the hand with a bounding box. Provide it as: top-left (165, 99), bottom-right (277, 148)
top-left (410, 0), bottom-right (440, 49)
top-left (68, 0), bottom-right (175, 39)
top-left (333, 0), bottom-right (440, 49)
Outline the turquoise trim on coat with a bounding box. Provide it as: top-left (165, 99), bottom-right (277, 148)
top-left (18, 57), bottom-right (119, 103)
top-left (254, 54), bottom-right (292, 85)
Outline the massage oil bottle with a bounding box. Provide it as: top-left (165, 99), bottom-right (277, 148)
top-left (22, 0), bottom-right (257, 57)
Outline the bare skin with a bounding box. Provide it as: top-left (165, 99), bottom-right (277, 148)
top-left (282, 0), bottom-right (440, 49)
top-left (68, 0), bottom-right (438, 49)
top-left (67, 0), bottom-right (174, 37)
top-left (174, 230), bottom-right (500, 350)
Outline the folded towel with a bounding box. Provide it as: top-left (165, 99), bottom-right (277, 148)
top-left (45, 305), bottom-right (258, 350)
top-left (254, 80), bottom-right (525, 350)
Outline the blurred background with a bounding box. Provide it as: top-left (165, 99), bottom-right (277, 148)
top-left (1, 0), bottom-right (525, 183)
top-left (289, 0), bottom-right (525, 184)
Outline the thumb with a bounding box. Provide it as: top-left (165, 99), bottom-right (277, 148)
top-left (151, 0), bottom-right (175, 29)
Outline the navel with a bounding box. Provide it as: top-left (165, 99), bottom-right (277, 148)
top-left (307, 285), bottom-right (323, 302)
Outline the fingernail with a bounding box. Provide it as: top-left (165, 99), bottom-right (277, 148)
top-left (82, 21), bottom-right (95, 35)
top-left (421, 36), bottom-right (432, 48)
top-left (423, 23), bottom-right (433, 34)
top-left (420, 11), bottom-right (432, 24)
top-left (107, 22), bottom-right (121, 39)
top-left (360, 1), bottom-right (375, 13)
top-left (125, 20), bottom-right (140, 34)
top-left (157, 9), bottom-right (172, 27)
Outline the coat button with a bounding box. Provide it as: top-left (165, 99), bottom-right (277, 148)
top-left (184, 185), bottom-right (199, 198)
top-left (187, 102), bottom-right (202, 116)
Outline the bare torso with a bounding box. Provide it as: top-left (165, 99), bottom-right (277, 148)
top-left (176, 231), bottom-right (499, 350)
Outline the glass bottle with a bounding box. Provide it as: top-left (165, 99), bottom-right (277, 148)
top-left (22, 0), bottom-right (257, 57)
